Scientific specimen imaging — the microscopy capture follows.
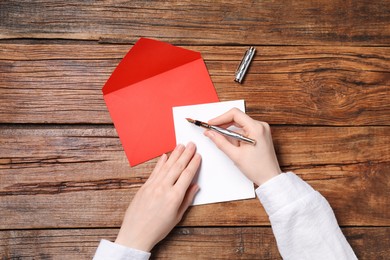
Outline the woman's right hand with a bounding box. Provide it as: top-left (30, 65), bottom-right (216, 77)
top-left (204, 108), bottom-right (281, 186)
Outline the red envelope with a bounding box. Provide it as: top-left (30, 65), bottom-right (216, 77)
top-left (103, 38), bottom-right (219, 166)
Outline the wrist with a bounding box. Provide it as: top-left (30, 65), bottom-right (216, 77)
top-left (256, 168), bottom-right (281, 186)
top-left (115, 230), bottom-right (154, 252)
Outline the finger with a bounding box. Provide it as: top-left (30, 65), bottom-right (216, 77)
top-left (148, 153), bottom-right (167, 182)
top-left (167, 142), bottom-right (197, 185)
top-left (177, 184), bottom-right (200, 219)
top-left (208, 108), bottom-right (254, 128)
top-left (204, 130), bottom-right (239, 160)
top-left (174, 152), bottom-right (201, 190)
top-left (162, 144), bottom-right (185, 174)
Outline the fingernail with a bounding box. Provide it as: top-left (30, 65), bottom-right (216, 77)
top-left (186, 142), bottom-right (195, 149)
top-left (175, 144), bottom-right (184, 151)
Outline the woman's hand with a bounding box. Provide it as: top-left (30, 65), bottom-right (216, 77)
top-left (115, 142), bottom-right (201, 252)
top-left (204, 108), bottom-right (281, 186)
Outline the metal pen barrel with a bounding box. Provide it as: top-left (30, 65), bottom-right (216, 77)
top-left (210, 125), bottom-right (256, 145)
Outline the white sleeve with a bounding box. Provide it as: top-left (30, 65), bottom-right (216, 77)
top-left (256, 172), bottom-right (357, 260)
top-left (93, 239), bottom-right (151, 260)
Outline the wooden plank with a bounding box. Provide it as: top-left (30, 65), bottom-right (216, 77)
top-left (1, 44), bottom-right (389, 125)
top-left (0, 227), bottom-right (389, 259)
top-left (158, 227), bottom-right (390, 260)
top-left (0, 0), bottom-right (389, 45)
top-left (1, 126), bottom-right (388, 188)
top-left (0, 126), bottom-right (388, 228)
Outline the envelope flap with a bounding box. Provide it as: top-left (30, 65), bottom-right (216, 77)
top-left (102, 38), bottom-right (201, 95)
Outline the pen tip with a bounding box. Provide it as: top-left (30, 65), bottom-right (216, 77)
top-left (186, 118), bottom-right (195, 123)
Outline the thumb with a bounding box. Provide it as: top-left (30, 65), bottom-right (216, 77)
top-left (204, 130), bottom-right (237, 160)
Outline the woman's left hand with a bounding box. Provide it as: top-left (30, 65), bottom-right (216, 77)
top-left (115, 142), bottom-right (201, 252)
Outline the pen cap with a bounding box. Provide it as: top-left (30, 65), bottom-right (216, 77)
top-left (234, 47), bottom-right (256, 83)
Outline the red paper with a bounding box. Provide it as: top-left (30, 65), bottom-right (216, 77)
top-left (103, 38), bottom-right (219, 166)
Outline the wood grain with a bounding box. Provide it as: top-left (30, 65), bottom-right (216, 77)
top-left (0, 0), bottom-right (389, 45)
top-left (1, 44), bottom-right (389, 125)
top-left (0, 227), bottom-right (388, 259)
top-left (0, 126), bottom-right (388, 228)
top-left (0, 0), bottom-right (389, 256)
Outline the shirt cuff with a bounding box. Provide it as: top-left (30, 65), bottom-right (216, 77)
top-left (93, 239), bottom-right (151, 260)
top-left (255, 172), bottom-right (315, 217)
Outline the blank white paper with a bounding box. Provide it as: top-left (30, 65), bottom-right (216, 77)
top-left (172, 100), bottom-right (255, 206)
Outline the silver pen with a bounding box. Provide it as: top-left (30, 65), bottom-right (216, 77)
top-left (186, 118), bottom-right (256, 145)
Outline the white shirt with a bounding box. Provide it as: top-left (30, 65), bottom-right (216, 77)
top-left (93, 172), bottom-right (357, 259)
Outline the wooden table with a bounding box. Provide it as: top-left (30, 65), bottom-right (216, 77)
top-left (1, 1), bottom-right (389, 259)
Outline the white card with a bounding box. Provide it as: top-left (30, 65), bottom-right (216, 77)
top-left (173, 100), bottom-right (255, 205)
